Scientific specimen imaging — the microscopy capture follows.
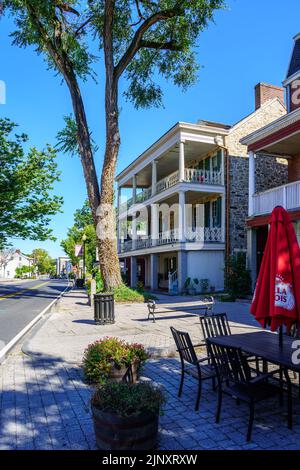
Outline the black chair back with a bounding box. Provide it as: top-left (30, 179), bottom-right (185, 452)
top-left (170, 327), bottom-right (198, 365)
top-left (200, 313), bottom-right (231, 341)
top-left (207, 340), bottom-right (251, 385)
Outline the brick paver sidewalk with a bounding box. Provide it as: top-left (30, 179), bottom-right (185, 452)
top-left (1, 288), bottom-right (299, 450)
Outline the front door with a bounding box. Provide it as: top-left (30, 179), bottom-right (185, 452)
top-left (256, 225), bottom-right (268, 277)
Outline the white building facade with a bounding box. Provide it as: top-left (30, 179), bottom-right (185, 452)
top-left (0, 250), bottom-right (33, 279)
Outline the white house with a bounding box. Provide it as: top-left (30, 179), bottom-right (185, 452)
top-left (0, 250), bottom-right (33, 279)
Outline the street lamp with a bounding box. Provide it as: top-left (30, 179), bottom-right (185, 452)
top-left (82, 234), bottom-right (87, 282)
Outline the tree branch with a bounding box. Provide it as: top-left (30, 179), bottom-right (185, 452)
top-left (139, 40), bottom-right (183, 51)
top-left (114, 6), bottom-right (183, 80)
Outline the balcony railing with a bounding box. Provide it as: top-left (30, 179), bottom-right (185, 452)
top-left (119, 168), bottom-right (224, 212)
top-left (119, 226), bottom-right (223, 253)
top-left (184, 168), bottom-right (223, 185)
top-left (253, 181), bottom-right (300, 216)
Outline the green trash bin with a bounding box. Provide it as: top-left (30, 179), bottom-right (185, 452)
top-left (94, 293), bottom-right (115, 325)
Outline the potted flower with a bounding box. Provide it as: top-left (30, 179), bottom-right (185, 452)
top-left (91, 382), bottom-right (165, 450)
top-left (200, 278), bottom-right (210, 294)
top-left (83, 337), bottom-right (148, 385)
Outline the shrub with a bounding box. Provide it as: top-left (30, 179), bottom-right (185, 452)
top-left (83, 337), bottom-right (148, 385)
top-left (92, 382), bottom-right (165, 418)
top-left (225, 253), bottom-right (252, 300)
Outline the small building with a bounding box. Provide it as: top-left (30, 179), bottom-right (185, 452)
top-left (116, 83), bottom-right (286, 293)
top-left (241, 33), bottom-right (300, 285)
top-left (56, 256), bottom-right (72, 276)
top-left (0, 250), bottom-right (33, 279)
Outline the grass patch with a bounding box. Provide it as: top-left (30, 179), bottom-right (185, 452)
top-left (97, 283), bottom-right (156, 303)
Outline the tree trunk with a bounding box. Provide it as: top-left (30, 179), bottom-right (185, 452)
top-left (97, 84), bottom-right (122, 290)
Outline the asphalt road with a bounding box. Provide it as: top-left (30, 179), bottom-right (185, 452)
top-left (0, 278), bottom-right (69, 350)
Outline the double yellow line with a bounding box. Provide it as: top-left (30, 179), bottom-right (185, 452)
top-left (0, 281), bottom-right (49, 301)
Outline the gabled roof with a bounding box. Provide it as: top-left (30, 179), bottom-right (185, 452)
top-left (286, 33), bottom-right (300, 80)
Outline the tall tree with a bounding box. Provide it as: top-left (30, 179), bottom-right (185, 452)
top-left (30, 248), bottom-right (55, 275)
top-left (0, 118), bottom-right (62, 248)
top-left (3, 0), bottom-right (224, 289)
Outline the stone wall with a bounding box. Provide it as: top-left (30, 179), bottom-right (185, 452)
top-left (228, 155), bottom-right (288, 253)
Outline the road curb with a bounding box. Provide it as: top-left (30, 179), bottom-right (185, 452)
top-left (0, 282), bottom-right (72, 364)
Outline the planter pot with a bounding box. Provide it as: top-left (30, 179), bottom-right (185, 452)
top-left (109, 361), bottom-right (138, 384)
top-left (91, 405), bottom-right (159, 450)
top-left (94, 293), bottom-right (115, 325)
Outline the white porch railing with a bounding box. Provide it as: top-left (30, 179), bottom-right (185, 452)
top-left (168, 270), bottom-right (178, 293)
top-left (184, 168), bottom-right (223, 185)
top-left (136, 237), bottom-right (152, 249)
top-left (158, 229), bottom-right (180, 245)
top-left (253, 181), bottom-right (300, 216)
top-left (156, 171), bottom-right (179, 194)
top-left (185, 227), bottom-right (223, 243)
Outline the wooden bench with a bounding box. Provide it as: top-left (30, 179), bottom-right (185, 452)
top-left (146, 297), bottom-right (215, 323)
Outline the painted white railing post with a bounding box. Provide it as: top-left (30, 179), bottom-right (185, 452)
top-left (221, 193), bottom-right (226, 243)
top-left (248, 151), bottom-right (256, 216)
top-left (179, 140), bottom-right (185, 182)
top-left (283, 185), bottom-right (287, 209)
top-left (151, 204), bottom-right (159, 246)
top-left (178, 191), bottom-right (186, 242)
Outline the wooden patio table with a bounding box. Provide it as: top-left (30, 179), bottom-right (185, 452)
top-left (209, 331), bottom-right (300, 429)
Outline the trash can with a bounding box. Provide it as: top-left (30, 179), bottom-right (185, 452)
top-left (94, 293), bottom-right (115, 325)
top-left (76, 278), bottom-right (85, 288)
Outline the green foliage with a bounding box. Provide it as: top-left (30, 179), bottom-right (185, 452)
top-left (100, 283), bottom-right (155, 303)
top-left (92, 382), bottom-right (166, 418)
top-left (184, 277), bottom-right (191, 289)
top-left (83, 337), bottom-right (148, 385)
top-left (61, 200), bottom-right (96, 272)
top-left (15, 265), bottom-right (34, 278)
top-left (30, 248), bottom-right (55, 275)
top-left (225, 253), bottom-right (252, 300)
top-left (56, 115), bottom-right (98, 158)
top-left (0, 118), bottom-right (63, 248)
top-left (4, 0), bottom-right (225, 111)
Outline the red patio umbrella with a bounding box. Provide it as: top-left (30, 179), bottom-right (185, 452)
top-left (250, 206), bottom-right (300, 344)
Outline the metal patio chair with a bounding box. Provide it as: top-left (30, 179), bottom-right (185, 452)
top-left (207, 339), bottom-right (286, 442)
top-left (170, 326), bottom-right (216, 411)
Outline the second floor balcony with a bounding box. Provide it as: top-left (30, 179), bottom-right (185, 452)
top-left (119, 167), bottom-right (223, 213)
top-left (252, 180), bottom-right (300, 216)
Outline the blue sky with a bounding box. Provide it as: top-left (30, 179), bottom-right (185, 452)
top-left (1, 0), bottom-right (300, 258)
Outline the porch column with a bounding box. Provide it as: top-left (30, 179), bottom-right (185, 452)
top-left (130, 256), bottom-right (137, 288)
top-left (221, 149), bottom-right (225, 186)
top-left (178, 191), bottom-right (186, 242)
top-left (132, 212), bottom-right (137, 250)
top-left (152, 160), bottom-right (157, 196)
top-left (248, 151), bottom-right (256, 216)
top-left (150, 254), bottom-right (158, 291)
top-left (221, 193), bottom-right (226, 243)
top-left (151, 203), bottom-right (159, 246)
top-left (177, 251), bottom-right (187, 294)
top-left (132, 175), bottom-right (137, 204)
top-left (179, 140), bottom-right (185, 182)
top-left (247, 228), bottom-right (257, 291)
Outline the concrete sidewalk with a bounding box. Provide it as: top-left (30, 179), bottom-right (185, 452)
top-left (23, 288), bottom-right (260, 364)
